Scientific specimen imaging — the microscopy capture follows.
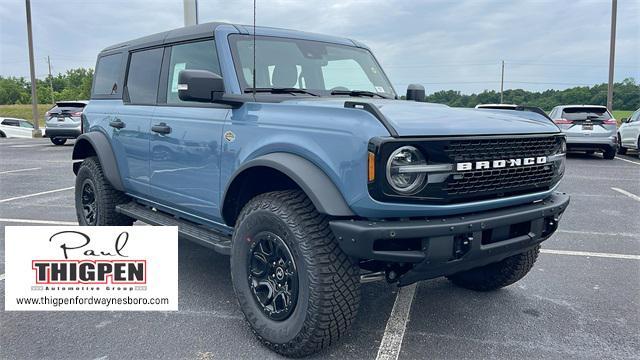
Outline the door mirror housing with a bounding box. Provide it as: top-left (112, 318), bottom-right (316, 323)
top-left (406, 84), bottom-right (425, 102)
top-left (178, 70), bottom-right (225, 102)
top-left (621, 117), bottom-right (628, 123)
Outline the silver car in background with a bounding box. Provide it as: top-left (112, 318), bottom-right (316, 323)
top-left (44, 100), bottom-right (88, 145)
top-left (549, 105), bottom-right (617, 159)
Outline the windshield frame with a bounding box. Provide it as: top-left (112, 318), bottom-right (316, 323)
top-left (228, 34), bottom-right (397, 98)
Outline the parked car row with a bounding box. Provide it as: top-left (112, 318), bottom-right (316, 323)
top-left (476, 104), bottom-right (640, 159)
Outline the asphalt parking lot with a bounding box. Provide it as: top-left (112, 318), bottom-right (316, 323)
top-left (0, 137), bottom-right (639, 360)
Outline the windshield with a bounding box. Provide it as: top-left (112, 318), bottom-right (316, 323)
top-left (229, 35), bottom-right (396, 98)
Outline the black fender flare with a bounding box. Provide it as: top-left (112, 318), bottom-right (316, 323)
top-left (222, 153), bottom-right (355, 220)
top-left (72, 132), bottom-right (125, 191)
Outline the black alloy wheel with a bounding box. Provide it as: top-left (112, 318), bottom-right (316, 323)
top-left (247, 231), bottom-right (299, 321)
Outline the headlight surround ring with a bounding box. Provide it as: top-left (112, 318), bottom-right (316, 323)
top-left (385, 146), bottom-right (427, 195)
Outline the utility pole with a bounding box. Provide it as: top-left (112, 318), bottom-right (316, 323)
top-left (183, 0), bottom-right (198, 26)
top-left (25, 0), bottom-right (40, 135)
top-left (500, 60), bottom-right (505, 104)
top-left (607, 0), bottom-right (617, 112)
top-left (47, 56), bottom-right (55, 105)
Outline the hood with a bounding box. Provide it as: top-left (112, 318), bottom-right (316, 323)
top-left (281, 98), bottom-right (560, 136)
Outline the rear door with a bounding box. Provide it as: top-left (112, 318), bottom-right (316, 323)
top-left (110, 47), bottom-right (164, 197)
top-left (560, 107), bottom-right (616, 139)
top-left (149, 39), bottom-right (229, 221)
top-left (622, 110), bottom-right (640, 148)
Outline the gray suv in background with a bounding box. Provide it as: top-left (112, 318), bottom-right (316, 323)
top-left (549, 105), bottom-right (617, 159)
top-left (44, 100), bottom-right (88, 145)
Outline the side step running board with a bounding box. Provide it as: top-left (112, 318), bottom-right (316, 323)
top-left (116, 202), bottom-right (231, 255)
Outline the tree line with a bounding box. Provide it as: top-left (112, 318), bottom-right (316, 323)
top-left (0, 67), bottom-right (638, 110)
top-left (0, 68), bottom-right (93, 105)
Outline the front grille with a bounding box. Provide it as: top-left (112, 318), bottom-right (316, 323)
top-left (443, 136), bottom-right (559, 199)
top-left (444, 136), bottom-right (559, 162)
top-left (444, 164), bottom-right (554, 196)
top-left (368, 134), bottom-right (563, 205)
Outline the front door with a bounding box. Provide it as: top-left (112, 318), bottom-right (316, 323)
top-left (149, 39), bottom-right (229, 221)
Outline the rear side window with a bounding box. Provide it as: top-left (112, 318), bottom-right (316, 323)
top-left (20, 121), bottom-right (34, 128)
top-left (166, 40), bottom-right (221, 104)
top-left (93, 53), bottom-right (123, 96)
top-left (562, 107), bottom-right (612, 121)
top-left (126, 48), bottom-right (164, 105)
top-left (1, 119), bottom-right (20, 126)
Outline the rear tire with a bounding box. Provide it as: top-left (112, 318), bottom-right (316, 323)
top-left (603, 147), bottom-right (616, 160)
top-left (51, 137), bottom-right (67, 146)
top-left (0, 131), bottom-right (6, 138)
top-left (617, 135), bottom-right (627, 155)
top-left (447, 245), bottom-right (540, 291)
top-left (75, 156), bottom-right (134, 226)
top-left (230, 190), bottom-right (360, 357)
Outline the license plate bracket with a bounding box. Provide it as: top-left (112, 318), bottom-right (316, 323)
top-left (582, 124), bottom-right (593, 130)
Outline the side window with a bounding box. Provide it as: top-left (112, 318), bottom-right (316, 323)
top-left (632, 110), bottom-right (640, 122)
top-left (20, 121), bottom-right (34, 128)
top-left (126, 48), bottom-right (164, 105)
top-left (2, 119), bottom-right (19, 127)
top-left (93, 53), bottom-right (123, 96)
top-left (166, 40), bottom-right (221, 104)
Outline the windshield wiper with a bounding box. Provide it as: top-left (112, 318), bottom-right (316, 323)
top-left (244, 87), bottom-right (319, 96)
top-left (330, 89), bottom-right (390, 99)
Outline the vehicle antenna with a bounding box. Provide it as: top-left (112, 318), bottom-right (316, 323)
top-left (252, 0), bottom-right (256, 101)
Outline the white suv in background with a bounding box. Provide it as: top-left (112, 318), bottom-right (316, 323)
top-left (618, 109), bottom-right (640, 158)
top-left (549, 105), bottom-right (618, 159)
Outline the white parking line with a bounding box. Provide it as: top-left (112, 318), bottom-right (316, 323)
top-left (0, 167), bottom-right (41, 175)
top-left (541, 249), bottom-right (640, 260)
top-left (9, 144), bottom-right (48, 148)
top-left (611, 187), bottom-right (640, 202)
top-left (0, 218), bottom-right (77, 225)
top-left (0, 186), bottom-right (74, 203)
top-left (376, 283), bottom-right (417, 360)
top-left (557, 229), bottom-right (640, 238)
top-left (615, 156), bottom-right (640, 165)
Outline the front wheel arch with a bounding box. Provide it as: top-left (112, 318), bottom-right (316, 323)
top-left (221, 153), bottom-right (354, 227)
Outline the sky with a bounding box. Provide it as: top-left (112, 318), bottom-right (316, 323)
top-left (0, 0), bottom-right (638, 95)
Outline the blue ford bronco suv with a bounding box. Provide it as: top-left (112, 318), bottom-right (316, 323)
top-left (73, 22), bottom-right (570, 356)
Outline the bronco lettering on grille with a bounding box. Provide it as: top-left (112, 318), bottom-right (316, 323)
top-left (456, 156), bottom-right (547, 171)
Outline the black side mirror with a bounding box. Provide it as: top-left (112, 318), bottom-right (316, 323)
top-left (406, 84), bottom-right (425, 102)
top-left (178, 70), bottom-right (225, 102)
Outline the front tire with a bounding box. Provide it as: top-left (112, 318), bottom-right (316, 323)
top-left (75, 156), bottom-right (133, 226)
top-left (231, 190), bottom-right (360, 357)
top-left (50, 137), bottom-right (67, 146)
top-left (447, 245), bottom-right (540, 291)
top-left (617, 135), bottom-right (627, 155)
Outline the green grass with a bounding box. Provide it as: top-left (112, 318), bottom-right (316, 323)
top-left (0, 104), bottom-right (52, 127)
top-left (612, 110), bottom-right (633, 121)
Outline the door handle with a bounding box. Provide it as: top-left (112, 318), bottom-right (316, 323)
top-left (109, 119), bottom-right (125, 129)
top-left (151, 122), bottom-right (171, 134)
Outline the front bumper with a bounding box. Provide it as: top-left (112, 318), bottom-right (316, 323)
top-left (330, 192), bottom-right (570, 285)
top-left (45, 127), bottom-right (81, 139)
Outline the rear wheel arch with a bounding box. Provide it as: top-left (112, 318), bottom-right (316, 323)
top-left (221, 153), bottom-right (354, 227)
top-left (72, 132), bottom-right (124, 191)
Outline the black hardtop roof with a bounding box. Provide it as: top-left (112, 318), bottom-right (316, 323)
top-left (99, 22), bottom-right (232, 55)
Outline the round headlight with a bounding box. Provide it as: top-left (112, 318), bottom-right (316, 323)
top-left (559, 138), bottom-right (567, 154)
top-left (386, 146), bottom-right (427, 195)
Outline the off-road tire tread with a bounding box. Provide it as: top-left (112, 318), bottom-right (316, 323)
top-left (76, 156), bottom-right (133, 226)
top-left (233, 190), bottom-right (360, 357)
top-left (446, 245), bottom-right (540, 291)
